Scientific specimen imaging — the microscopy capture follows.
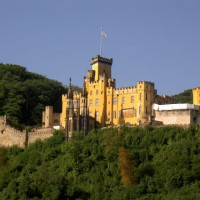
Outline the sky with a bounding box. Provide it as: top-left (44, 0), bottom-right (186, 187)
top-left (0, 0), bottom-right (200, 95)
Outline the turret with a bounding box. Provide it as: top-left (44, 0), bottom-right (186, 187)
top-left (65, 78), bottom-right (74, 140)
top-left (91, 55), bottom-right (113, 81)
top-left (80, 77), bottom-right (88, 135)
top-left (68, 78), bottom-right (73, 99)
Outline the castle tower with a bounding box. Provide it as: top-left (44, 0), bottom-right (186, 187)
top-left (42, 106), bottom-right (54, 128)
top-left (91, 55), bottom-right (113, 82)
top-left (65, 78), bottom-right (74, 140)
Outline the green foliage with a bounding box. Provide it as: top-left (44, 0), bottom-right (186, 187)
top-left (0, 63), bottom-right (65, 126)
top-left (1, 127), bottom-right (200, 199)
top-left (173, 89), bottom-right (193, 103)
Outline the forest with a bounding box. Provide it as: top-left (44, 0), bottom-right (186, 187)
top-left (0, 63), bottom-right (66, 129)
top-left (172, 89), bottom-right (193, 104)
top-left (0, 126), bottom-right (200, 200)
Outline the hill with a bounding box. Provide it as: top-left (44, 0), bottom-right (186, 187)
top-left (172, 89), bottom-right (193, 104)
top-left (0, 126), bottom-right (200, 199)
top-left (0, 63), bottom-right (65, 127)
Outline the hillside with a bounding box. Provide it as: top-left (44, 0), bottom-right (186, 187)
top-left (172, 89), bottom-right (193, 104)
top-left (0, 63), bottom-right (65, 127)
top-left (0, 126), bottom-right (200, 200)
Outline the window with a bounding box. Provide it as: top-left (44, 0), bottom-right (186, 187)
top-left (113, 98), bottom-right (117, 105)
top-left (89, 111), bottom-right (92, 116)
top-left (122, 97), bottom-right (125, 104)
top-left (89, 99), bottom-right (93, 106)
top-left (139, 93), bottom-right (142, 100)
top-left (96, 90), bottom-right (99, 95)
top-left (146, 93), bottom-right (148, 100)
top-left (90, 90), bottom-right (92, 95)
top-left (95, 98), bottom-right (99, 106)
top-left (95, 111), bottom-right (98, 120)
top-left (108, 111), bottom-right (110, 116)
top-left (113, 111), bottom-right (116, 119)
top-left (73, 102), bottom-right (78, 108)
top-left (131, 96), bottom-right (134, 103)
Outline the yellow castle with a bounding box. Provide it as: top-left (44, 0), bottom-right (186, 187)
top-left (42, 55), bottom-right (177, 136)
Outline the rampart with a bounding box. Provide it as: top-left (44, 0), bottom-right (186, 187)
top-left (0, 117), bottom-right (54, 148)
top-left (28, 128), bottom-right (54, 145)
top-left (0, 125), bottom-right (26, 148)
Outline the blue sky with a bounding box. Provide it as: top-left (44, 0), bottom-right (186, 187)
top-left (0, 0), bottom-right (200, 95)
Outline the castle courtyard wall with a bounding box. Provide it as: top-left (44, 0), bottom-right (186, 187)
top-left (0, 125), bottom-right (26, 148)
top-left (0, 124), bottom-right (54, 148)
top-left (28, 128), bottom-right (54, 145)
top-left (155, 110), bottom-right (198, 125)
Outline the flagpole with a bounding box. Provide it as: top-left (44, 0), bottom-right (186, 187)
top-left (100, 27), bottom-right (102, 56)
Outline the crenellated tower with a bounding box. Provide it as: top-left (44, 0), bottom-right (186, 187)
top-left (65, 78), bottom-right (74, 140)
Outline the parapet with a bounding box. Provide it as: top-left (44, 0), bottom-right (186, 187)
top-left (113, 86), bottom-right (137, 95)
top-left (137, 81), bottom-right (155, 86)
top-left (193, 87), bottom-right (200, 91)
top-left (91, 55), bottom-right (113, 65)
top-left (114, 86), bottom-right (137, 91)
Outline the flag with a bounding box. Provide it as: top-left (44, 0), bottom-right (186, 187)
top-left (101, 29), bottom-right (107, 37)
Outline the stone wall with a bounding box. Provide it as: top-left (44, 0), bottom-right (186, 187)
top-left (0, 125), bottom-right (27, 148)
top-left (155, 109), bottom-right (199, 125)
top-left (28, 128), bottom-right (54, 145)
top-left (0, 116), bottom-right (55, 148)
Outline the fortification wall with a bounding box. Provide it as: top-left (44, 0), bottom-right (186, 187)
top-left (28, 128), bottom-right (54, 145)
top-left (0, 125), bottom-right (26, 148)
top-left (155, 110), bottom-right (198, 125)
top-left (0, 121), bottom-right (54, 148)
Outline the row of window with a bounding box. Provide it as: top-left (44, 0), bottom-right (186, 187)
top-left (89, 99), bottom-right (99, 106)
top-left (113, 93), bottom-right (148, 105)
top-left (89, 96), bottom-right (136, 107)
top-left (89, 94), bottom-right (149, 107)
top-left (90, 90), bottom-right (99, 95)
top-left (113, 95), bottom-right (135, 105)
top-left (90, 107), bottom-right (149, 122)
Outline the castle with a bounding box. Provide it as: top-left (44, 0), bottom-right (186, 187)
top-left (1, 54), bottom-right (200, 148)
top-left (42, 55), bottom-right (180, 136)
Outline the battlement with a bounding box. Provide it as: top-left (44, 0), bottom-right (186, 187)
top-left (193, 87), bottom-right (200, 91)
top-left (113, 86), bottom-right (137, 95)
top-left (114, 86), bottom-right (137, 91)
top-left (137, 81), bottom-right (154, 86)
top-left (29, 128), bottom-right (54, 136)
top-left (91, 55), bottom-right (113, 65)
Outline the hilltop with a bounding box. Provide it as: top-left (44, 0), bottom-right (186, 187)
top-left (0, 126), bottom-right (200, 199)
top-left (0, 63), bottom-right (66, 127)
top-left (172, 89), bottom-right (193, 104)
